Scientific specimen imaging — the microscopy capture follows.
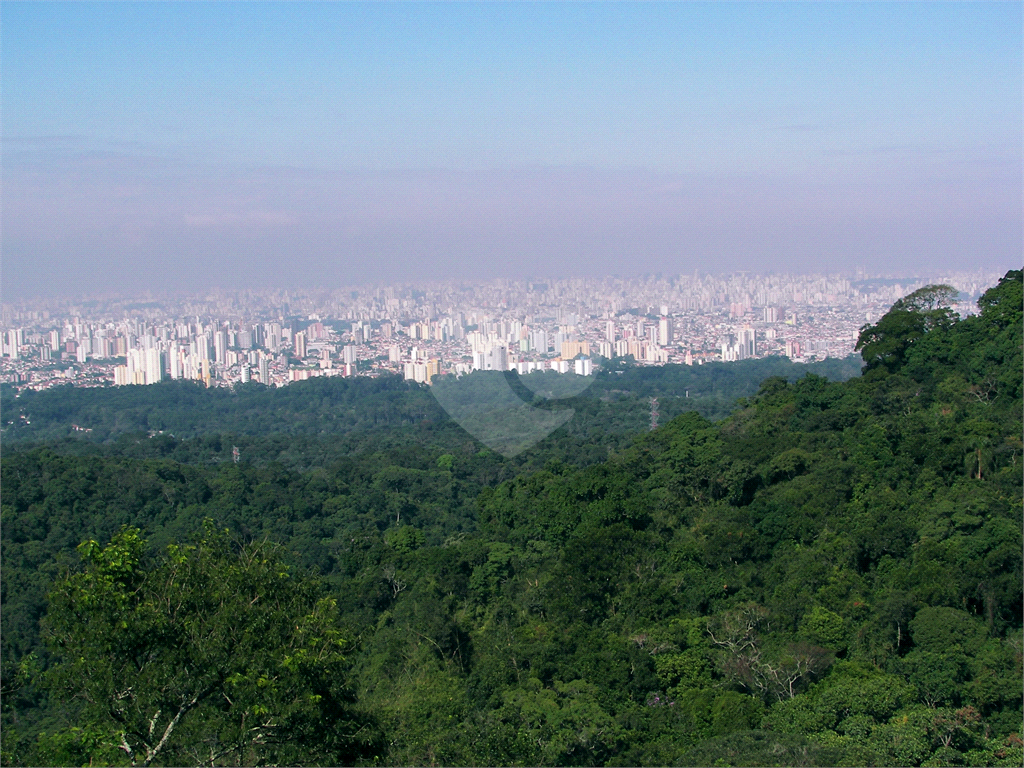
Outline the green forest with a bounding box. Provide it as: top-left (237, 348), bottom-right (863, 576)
top-left (1, 272), bottom-right (1020, 767)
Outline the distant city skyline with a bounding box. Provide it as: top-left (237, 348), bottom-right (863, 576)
top-left (2, 2), bottom-right (1020, 299)
top-left (1, 268), bottom-right (1005, 395)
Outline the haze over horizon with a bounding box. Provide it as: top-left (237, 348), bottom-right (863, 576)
top-left (2, 2), bottom-right (1021, 300)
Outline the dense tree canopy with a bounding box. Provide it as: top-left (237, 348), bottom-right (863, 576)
top-left (35, 526), bottom-right (372, 767)
top-left (856, 284), bottom-right (960, 372)
top-left (1, 271), bottom-right (1020, 766)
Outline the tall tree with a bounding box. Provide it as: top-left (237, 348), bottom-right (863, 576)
top-left (40, 525), bottom-right (374, 767)
top-left (856, 284), bottom-right (959, 372)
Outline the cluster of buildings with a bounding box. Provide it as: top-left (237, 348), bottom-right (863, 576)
top-left (0, 270), bottom-right (999, 393)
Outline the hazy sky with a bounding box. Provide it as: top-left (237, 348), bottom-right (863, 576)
top-left (2, 2), bottom-right (1021, 299)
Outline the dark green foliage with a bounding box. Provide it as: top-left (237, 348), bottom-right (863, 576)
top-left (1, 356), bottom-right (861, 462)
top-left (7, 526), bottom-right (374, 767)
top-left (856, 284), bottom-right (959, 373)
top-left (679, 730), bottom-right (841, 767)
top-left (2, 272), bottom-right (1021, 766)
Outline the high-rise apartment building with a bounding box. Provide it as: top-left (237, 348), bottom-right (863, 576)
top-left (488, 346), bottom-right (508, 371)
top-left (169, 349), bottom-right (182, 379)
top-left (215, 331), bottom-right (228, 364)
top-left (531, 329), bottom-right (548, 354)
top-left (721, 336), bottom-right (738, 362)
top-left (739, 328), bottom-right (756, 359)
top-left (265, 323), bottom-right (281, 353)
top-left (658, 317), bottom-right (673, 347)
top-left (145, 348), bottom-right (164, 385)
top-left (195, 333), bottom-right (211, 361)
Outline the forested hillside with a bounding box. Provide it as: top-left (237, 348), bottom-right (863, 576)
top-left (1, 272), bottom-right (1020, 767)
top-left (1, 355), bottom-right (861, 447)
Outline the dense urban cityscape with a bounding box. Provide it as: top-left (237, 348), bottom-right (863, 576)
top-left (0, 270), bottom-right (999, 393)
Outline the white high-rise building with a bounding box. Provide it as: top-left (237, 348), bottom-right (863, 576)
top-left (145, 348), bottom-right (164, 384)
top-left (195, 333), bottom-right (211, 360)
top-left (265, 323), bottom-right (281, 353)
top-left (127, 348), bottom-right (142, 381)
top-left (169, 349), bottom-right (183, 379)
top-left (658, 317), bottom-right (673, 347)
top-left (5, 330), bottom-right (20, 359)
top-left (124, 348), bottom-right (157, 384)
top-left (488, 346), bottom-right (508, 371)
top-left (738, 327), bottom-right (756, 359)
top-left (215, 331), bottom-right (228, 364)
top-left (343, 344), bottom-right (357, 364)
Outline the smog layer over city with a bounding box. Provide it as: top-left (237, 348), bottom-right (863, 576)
top-left (1, 4), bottom-right (1021, 768)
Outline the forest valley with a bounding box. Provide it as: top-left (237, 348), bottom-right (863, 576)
top-left (1, 271), bottom-right (1021, 767)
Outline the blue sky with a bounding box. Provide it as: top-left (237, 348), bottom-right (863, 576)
top-left (2, 2), bottom-right (1021, 297)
